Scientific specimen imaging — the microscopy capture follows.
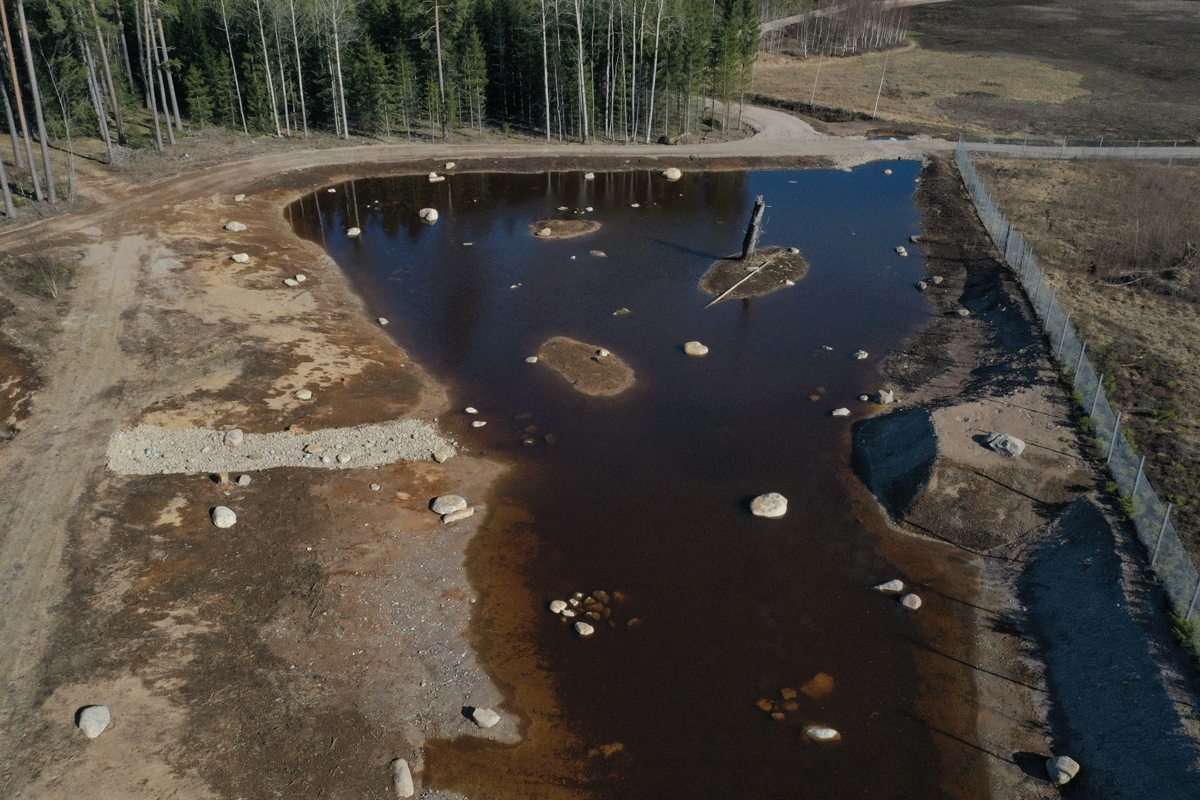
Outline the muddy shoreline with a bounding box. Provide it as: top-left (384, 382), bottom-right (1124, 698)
top-left (0, 146), bottom-right (1144, 799)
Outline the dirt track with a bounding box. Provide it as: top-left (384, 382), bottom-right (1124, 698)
top-left (1, 116), bottom-right (1199, 799)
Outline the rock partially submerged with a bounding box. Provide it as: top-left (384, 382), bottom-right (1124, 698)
top-left (683, 341), bottom-right (709, 357)
top-left (418, 208), bottom-right (439, 223)
top-left (751, 493), bottom-right (788, 518)
top-left (1046, 755), bottom-right (1080, 785)
top-left (536, 336), bottom-right (634, 397)
top-left (529, 219), bottom-right (601, 239)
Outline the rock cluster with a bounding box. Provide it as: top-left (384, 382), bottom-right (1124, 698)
top-left (755, 673), bottom-right (838, 727)
top-left (432, 494), bottom-right (475, 523)
top-left (547, 590), bottom-right (635, 633)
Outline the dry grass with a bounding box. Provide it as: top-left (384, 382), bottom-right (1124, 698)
top-left (975, 159), bottom-right (1200, 553)
top-left (752, 41), bottom-right (1088, 132)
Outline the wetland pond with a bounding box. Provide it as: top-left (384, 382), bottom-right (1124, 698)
top-left (290, 164), bottom-right (953, 799)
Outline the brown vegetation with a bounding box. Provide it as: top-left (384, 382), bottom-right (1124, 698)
top-left (975, 159), bottom-right (1200, 557)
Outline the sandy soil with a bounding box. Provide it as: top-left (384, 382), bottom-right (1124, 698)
top-left (0, 122), bottom-right (1198, 800)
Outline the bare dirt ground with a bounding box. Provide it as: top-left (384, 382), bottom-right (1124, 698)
top-left (0, 113), bottom-right (1198, 800)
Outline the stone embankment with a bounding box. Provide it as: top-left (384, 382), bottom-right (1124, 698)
top-left (106, 419), bottom-right (455, 475)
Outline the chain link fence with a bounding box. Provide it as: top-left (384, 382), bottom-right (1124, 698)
top-left (958, 134), bottom-right (1193, 164)
top-left (955, 139), bottom-right (1200, 631)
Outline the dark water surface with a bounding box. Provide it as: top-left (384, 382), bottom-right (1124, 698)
top-left (291, 165), bottom-right (952, 799)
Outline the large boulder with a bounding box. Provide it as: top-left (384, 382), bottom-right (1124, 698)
top-left (392, 758), bottom-right (415, 797)
top-left (751, 493), bottom-right (788, 518)
top-left (1046, 755), bottom-right (1080, 785)
top-left (471, 707), bottom-right (501, 728)
top-left (431, 495), bottom-right (467, 515)
top-left (211, 506), bottom-right (237, 528)
top-left (77, 705), bottom-right (111, 738)
top-left (224, 221), bottom-right (247, 232)
top-left (851, 407), bottom-right (939, 521)
top-left (985, 432), bottom-right (1026, 457)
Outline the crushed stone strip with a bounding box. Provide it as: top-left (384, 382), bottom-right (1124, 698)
top-left (106, 420), bottom-right (456, 476)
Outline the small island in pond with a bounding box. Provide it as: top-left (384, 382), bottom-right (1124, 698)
top-left (536, 336), bottom-right (635, 396)
top-left (700, 245), bottom-right (810, 303)
top-left (530, 219), bottom-right (602, 239)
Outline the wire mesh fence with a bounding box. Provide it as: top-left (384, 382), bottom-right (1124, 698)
top-left (958, 135), bottom-right (1192, 164)
top-left (955, 139), bottom-right (1200, 631)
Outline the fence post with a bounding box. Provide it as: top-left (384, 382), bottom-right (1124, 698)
top-left (1106, 411), bottom-right (1123, 464)
top-left (1170, 141), bottom-right (1177, 167)
top-left (1057, 312), bottom-right (1072, 358)
top-left (1090, 372), bottom-right (1103, 415)
top-left (1152, 502), bottom-right (1173, 566)
top-left (1188, 578), bottom-right (1200, 620)
top-left (1047, 285), bottom-right (1056, 316)
top-left (1132, 455), bottom-right (1146, 496)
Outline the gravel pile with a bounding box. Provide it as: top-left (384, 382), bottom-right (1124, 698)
top-left (107, 420), bottom-right (456, 476)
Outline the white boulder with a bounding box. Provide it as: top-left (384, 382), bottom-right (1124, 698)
top-left (831, 408), bottom-right (851, 417)
top-left (234, 194), bottom-right (246, 202)
top-left (465, 407), bottom-right (479, 414)
top-left (471, 707), bottom-right (501, 728)
top-left (525, 356), bottom-right (538, 364)
top-left (584, 172), bottom-right (595, 180)
top-left (900, 593), bottom-right (922, 610)
top-left (295, 389), bottom-right (313, 400)
top-left (347, 227), bottom-right (361, 237)
top-left (549, 600), bottom-right (568, 614)
top-left (224, 221), bottom-right (247, 232)
top-left (662, 167), bottom-right (682, 181)
top-left (212, 506), bottom-right (237, 528)
top-left (574, 622), bottom-right (595, 637)
top-left (874, 579), bottom-right (905, 593)
top-left (77, 705), bottom-right (111, 738)
top-left (224, 429), bottom-right (244, 447)
top-left (853, 350), bottom-right (868, 360)
top-left (444, 161), bottom-right (456, 169)
top-left (428, 172), bottom-right (445, 182)
top-left (231, 253), bottom-right (250, 263)
top-left (751, 493), bottom-right (788, 518)
top-left (684, 341), bottom-right (709, 357)
top-left (392, 758), bottom-right (415, 797)
top-left (283, 278), bottom-right (298, 287)
top-left (804, 726), bottom-right (840, 741)
top-left (1046, 755), bottom-right (1080, 785)
top-left (418, 208), bottom-right (439, 223)
top-left (431, 495), bottom-right (467, 515)
top-left (878, 389), bottom-right (894, 405)
top-left (379, 317), bottom-right (389, 326)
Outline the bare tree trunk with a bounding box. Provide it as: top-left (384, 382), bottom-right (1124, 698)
top-left (332, 21), bottom-right (348, 140)
top-left (0, 146), bottom-right (14, 215)
top-left (433, 0), bottom-right (447, 138)
top-left (217, 0), bottom-right (248, 135)
top-left (251, 0), bottom-right (281, 135)
top-left (0, 2), bottom-right (35, 185)
top-left (273, 12), bottom-right (290, 135)
top-left (153, 1), bottom-right (183, 130)
top-left (140, 0), bottom-right (164, 149)
top-left (16, 0), bottom-right (56, 202)
top-left (0, 56), bottom-right (23, 171)
top-left (540, 0), bottom-right (550, 141)
top-left (741, 195), bottom-right (765, 259)
top-left (77, 14), bottom-right (116, 163)
top-left (571, 0), bottom-right (587, 141)
top-left (145, 0), bottom-right (174, 144)
top-left (89, 0), bottom-right (126, 144)
top-left (286, 0), bottom-right (307, 137)
top-left (642, 0), bottom-right (663, 143)
top-left (113, 0), bottom-right (135, 93)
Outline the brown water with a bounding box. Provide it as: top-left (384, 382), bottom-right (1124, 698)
top-left (291, 166), bottom-right (954, 799)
